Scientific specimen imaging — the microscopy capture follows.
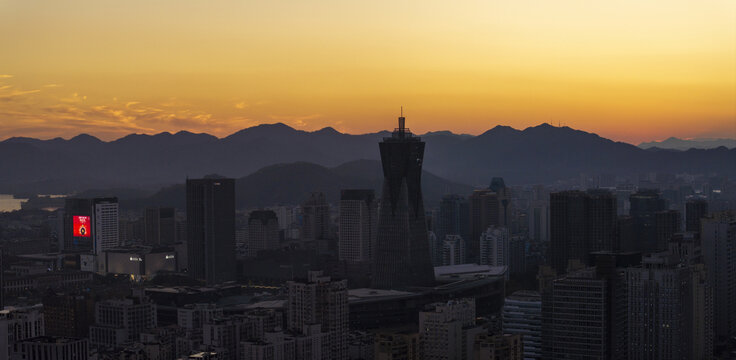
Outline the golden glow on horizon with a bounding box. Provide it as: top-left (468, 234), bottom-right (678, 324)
top-left (0, 0), bottom-right (734, 143)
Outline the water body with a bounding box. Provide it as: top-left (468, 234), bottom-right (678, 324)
top-left (0, 194), bottom-right (28, 212)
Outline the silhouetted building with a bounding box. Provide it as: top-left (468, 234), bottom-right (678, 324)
top-left (685, 198), bottom-right (709, 233)
top-left (42, 292), bottom-right (94, 339)
top-left (469, 190), bottom-right (499, 262)
top-left (144, 207), bottom-right (176, 245)
top-left (62, 198), bottom-right (93, 252)
top-left (437, 194), bottom-right (470, 247)
top-left (442, 235), bottom-right (465, 266)
top-left (550, 190), bottom-right (617, 273)
top-left (186, 178), bottom-right (237, 285)
top-left (630, 189), bottom-right (667, 252)
top-left (302, 192), bottom-right (330, 241)
top-left (339, 189), bottom-right (377, 264)
top-left (701, 211), bottom-right (736, 344)
top-left (655, 210), bottom-right (681, 251)
top-left (372, 115), bottom-right (435, 288)
top-left (626, 252), bottom-right (713, 359)
top-left (247, 210), bottom-right (280, 257)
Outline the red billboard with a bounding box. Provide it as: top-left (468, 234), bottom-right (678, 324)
top-left (73, 215), bottom-right (91, 237)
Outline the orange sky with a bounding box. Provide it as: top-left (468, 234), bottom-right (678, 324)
top-left (1, 0), bottom-right (734, 144)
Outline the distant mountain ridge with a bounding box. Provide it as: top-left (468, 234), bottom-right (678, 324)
top-left (1, 123), bottom-right (734, 194)
top-left (638, 137), bottom-right (736, 150)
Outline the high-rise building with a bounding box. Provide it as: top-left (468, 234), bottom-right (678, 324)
top-left (508, 235), bottom-right (526, 275)
top-left (437, 194), bottom-right (470, 245)
top-left (62, 198), bottom-right (93, 252)
top-left (186, 177), bottom-right (237, 285)
top-left (301, 192), bottom-right (330, 241)
top-left (479, 226), bottom-right (509, 268)
top-left (685, 198), bottom-right (709, 233)
top-left (655, 209), bottom-right (681, 251)
top-left (42, 292), bottom-right (94, 339)
top-left (489, 177), bottom-right (511, 227)
top-left (542, 268), bottom-right (608, 359)
top-left (372, 115), bottom-right (435, 288)
top-left (338, 189), bottom-right (377, 264)
top-left (503, 290), bottom-right (542, 360)
top-left (701, 211), bottom-right (736, 344)
top-left (629, 189), bottom-right (667, 252)
top-left (419, 298), bottom-right (481, 360)
top-left (528, 199), bottom-right (549, 243)
top-left (469, 190), bottom-right (500, 262)
top-left (550, 190), bottom-right (617, 273)
top-left (442, 235), bottom-right (465, 266)
top-left (246, 210), bottom-right (280, 257)
top-left (626, 252), bottom-right (713, 359)
top-left (93, 197), bottom-right (119, 255)
top-left (144, 207), bottom-right (177, 245)
top-left (286, 271), bottom-right (348, 359)
top-left (0, 305), bottom-right (45, 359)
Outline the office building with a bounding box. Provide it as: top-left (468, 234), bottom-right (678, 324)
top-left (550, 190), bottom-right (617, 273)
top-left (62, 198), bottom-right (93, 252)
top-left (442, 235), bottom-right (465, 266)
top-left (301, 192), bottom-right (330, 241)
top-left (93, 197), bottom-right (119, 255)
top-left (686, 198), bottom-right (709, 233)
top-left (629, 189), bottom-right (667, 252)
top-left (339, 189), bottom-right (377, 263)
top-left (469, 190), bottom-right (500, 262)
top-left (144, 207), bottom-right (177, 245)
top-left (474, 333), bottom-right (523, 360)
top-left (502, 290), bottom-right (541, 360)
top-left (542, 268), bottom-right (608, 359)
top-left (186, 177), bottom-right (237, 285)
top-left (372, 115), bottom-right (435, 288)
top-left (247, 210), bottom-right (280, 257)
top-left (42, 292), bottom-right (94, 339)
top-left (286, 271), bottom-right (348, 359)
top-left (626, 252), bottom-right (713, 359)
top-left (480, 226), bottom-right (509, 268)
top-left (655, 210), bottom-right (681, 251)
top-left (437, 194), bottom-right (470, 246)
top-left (528, 199), bottom-right (549, 243)
top-left (375, 331), bottom-right (421, 360)
top-left (701, 211), bottom-right (736, 343)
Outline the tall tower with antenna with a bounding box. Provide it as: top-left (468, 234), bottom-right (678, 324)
top-left (372, 111), bottom-right (435, 288)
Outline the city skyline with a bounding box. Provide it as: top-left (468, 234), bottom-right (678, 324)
top-left (1, 0), bottom-right (735, 143)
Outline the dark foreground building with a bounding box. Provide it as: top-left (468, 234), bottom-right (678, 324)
top-left (372, 114), bottom-right (435, 288)
top-left (186, 177), bottom-right (236, 285)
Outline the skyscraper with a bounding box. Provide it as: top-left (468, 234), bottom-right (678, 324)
top-left (247, 210), bottom-right (280, 258)
top-left (419, 299), bottom-right (480, 360)
top-left (93, 197), bottom-right (119, 255)
top-left (372, 114), bottom-right (435, 288)
top-left (338, 189), bottom-right (377, 264)
top-left (437, 194), bottom-right (470, 244)
top-left (441, 235), bottom-right (465, 266)
top-left (655, 209), bottom-right (681, 251)
top-left (186, 177), bottom-right (237, 285)
top-left (550, 190), bottom-right (617, 273)
top-left (479, 226), bottom-right (509, 268)
top-left (629, 189), bottom-right (667, 252)
top-left (685, 198), bottom-right (709, 233)
top-left (469, 189), bottom-right (499, 262)
top-left (62, 198), bottom-right (93, 252)
top-left (301, 192), bottom-right (330, 241)
top-left (144, 207), bottom-right (177, 245)
top-left (701, 211), bottom-right (736, 344)
top-left (626, 252), bottom-right (713, 359)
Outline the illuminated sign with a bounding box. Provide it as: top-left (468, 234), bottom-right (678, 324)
top-left (129, 257), bottom-right (143, 262)
top-left (73, 216), bottom-right (91, 237)
top-left (165, 255), bottom-right (175, 259)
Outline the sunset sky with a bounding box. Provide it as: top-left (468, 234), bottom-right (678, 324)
top-left (1, 0), bottom-right (734, 144)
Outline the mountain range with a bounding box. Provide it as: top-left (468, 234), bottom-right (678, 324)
top-left (638, 137), bottom-right (736, 151)
top-left (1, 123), bottom-right (734, 196)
